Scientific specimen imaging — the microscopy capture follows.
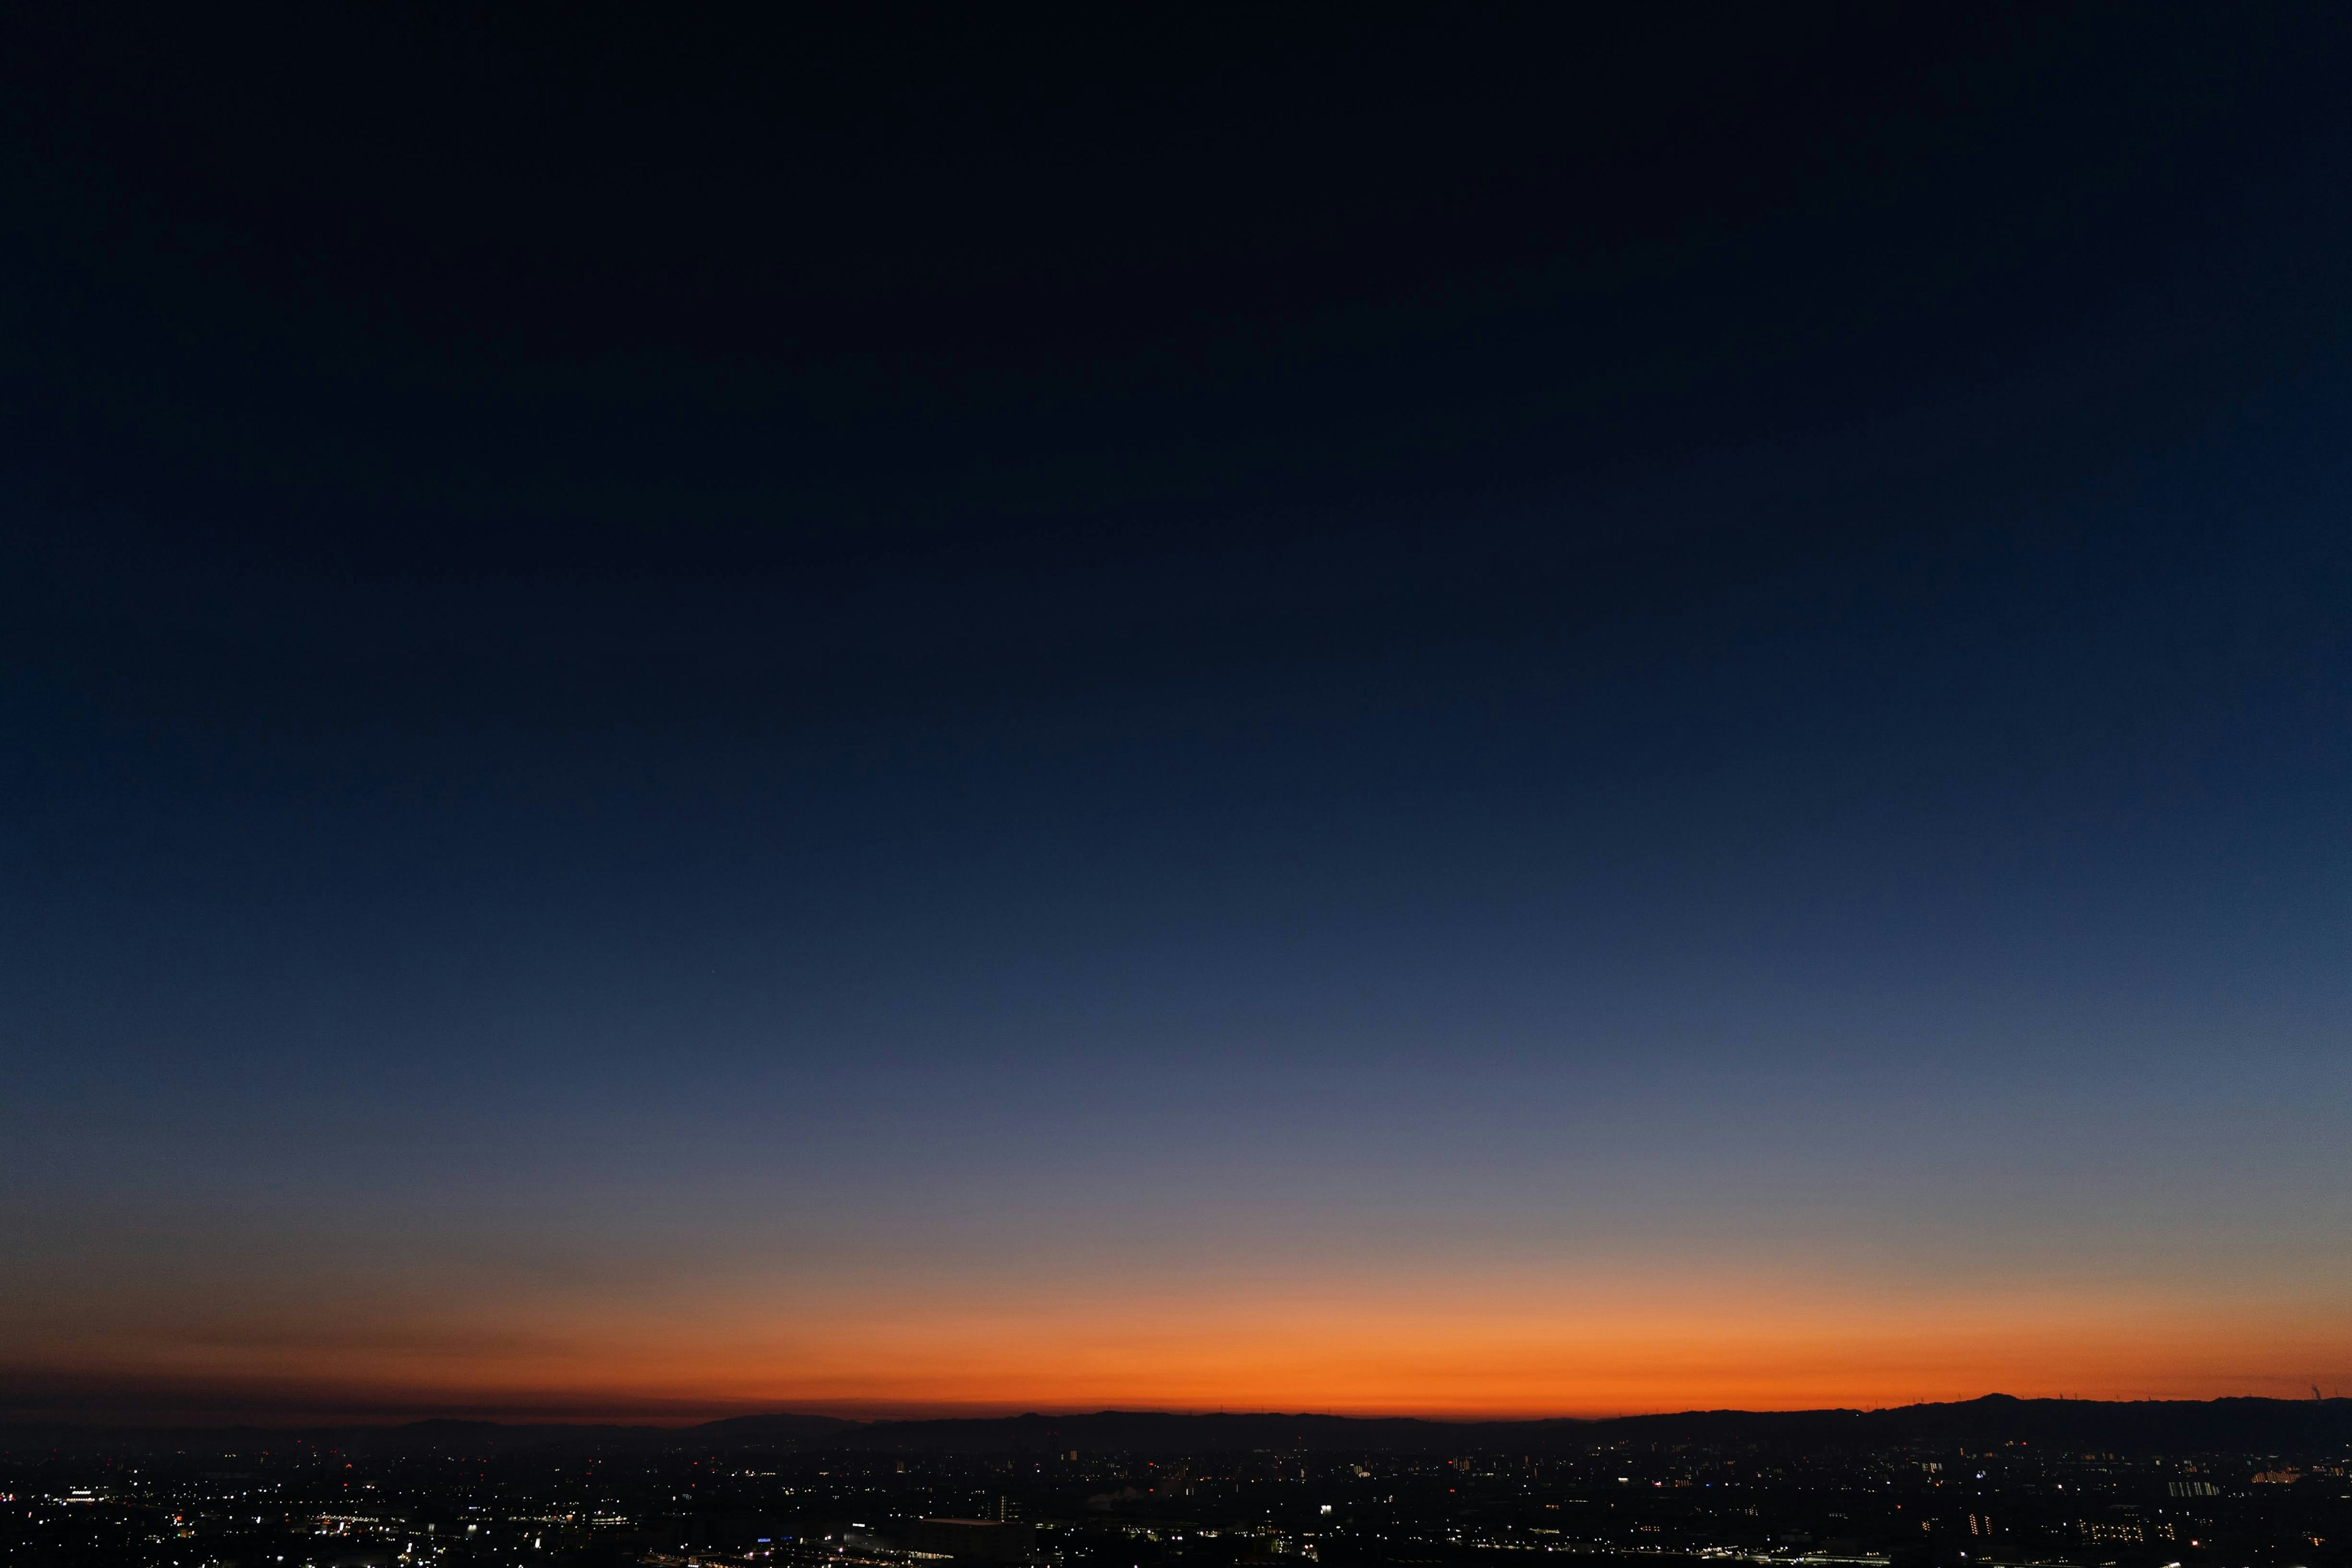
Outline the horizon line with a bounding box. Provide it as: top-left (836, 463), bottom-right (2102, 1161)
top-left (6, 1390), bottom-right (2343, 1432)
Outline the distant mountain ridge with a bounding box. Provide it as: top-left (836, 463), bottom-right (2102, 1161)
top-left (774, 1396), bottom-right (2352, 1456)
top-left (4, 1395), bottom-right (2346, 1457)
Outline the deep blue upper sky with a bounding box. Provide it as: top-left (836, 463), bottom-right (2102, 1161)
top-left (1, 4), bottom-right (2348, 1419)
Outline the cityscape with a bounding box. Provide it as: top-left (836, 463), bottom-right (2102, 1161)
top-left (7, 1401), bottom-right (2348, 1568)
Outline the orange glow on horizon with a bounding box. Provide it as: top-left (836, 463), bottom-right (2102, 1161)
top-left (10, 1267), bottom-right (2343, 1424)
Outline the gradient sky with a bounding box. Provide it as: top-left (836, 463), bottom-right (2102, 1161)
top-left (2, 5), bottom-right (2350, 1423)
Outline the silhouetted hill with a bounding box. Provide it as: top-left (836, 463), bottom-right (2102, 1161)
top-left (811, 1410), bottom-right (1586, 1455)
top-left (780, 1398), bottom-right (2350, 1457)
top-left (690, 1412), bottom-right (865, 1442)
top-left (1591, 1394), bottom-right (2352, 1455)
top-left (5, 1395), bottom-right (2346, 1458)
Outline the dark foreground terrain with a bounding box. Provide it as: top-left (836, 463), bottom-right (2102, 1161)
top-left (3, 1398), bottom-right (2346, 1568)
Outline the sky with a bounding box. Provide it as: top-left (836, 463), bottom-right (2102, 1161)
top-left (2, 4), bottom-right (2350, 1423)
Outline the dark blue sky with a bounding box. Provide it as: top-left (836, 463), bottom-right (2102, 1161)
top-left (2, 4), bottom-right (2348, 1419)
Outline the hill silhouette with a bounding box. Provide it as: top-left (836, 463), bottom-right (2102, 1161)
top-left (4, 1395), bottom-right (2345, 1457)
